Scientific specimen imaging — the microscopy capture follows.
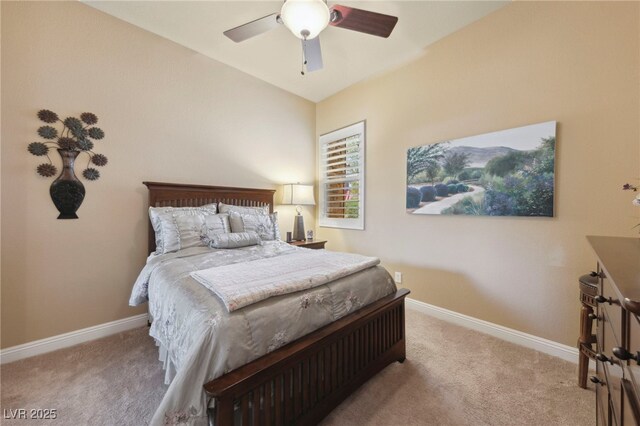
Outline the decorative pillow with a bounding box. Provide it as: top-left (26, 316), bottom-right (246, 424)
top-left (149, 204), bottom-right (217, 254)
top-left (172, 213), bottom-right (231, 252)
top-left (218, 202), bottom-right (269, 216)
top-left (206, 231), bottom-right (261, 249)
top-left (200, 214), bottom-right (232, 246)
top-left (229, 212), bottom-right (280, 241)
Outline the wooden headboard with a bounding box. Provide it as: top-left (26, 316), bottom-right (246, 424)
top-left (143, 181), bottom-right (276, 254)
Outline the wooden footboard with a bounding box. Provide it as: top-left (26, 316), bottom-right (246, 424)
top-left (204, 288), bottom-right (410, 426)
top-left (142, 183), bottom-right (409, 424)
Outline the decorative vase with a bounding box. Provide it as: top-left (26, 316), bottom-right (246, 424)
top-left (49, 149), bottom-right (85, 219)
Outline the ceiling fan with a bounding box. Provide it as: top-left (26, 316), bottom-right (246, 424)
top-left (223, 0), bottom-right (398, 74)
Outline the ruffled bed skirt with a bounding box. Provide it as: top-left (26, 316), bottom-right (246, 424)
top-left (155, 338), bottom-right (219, 426)
top-left (156, 339), bottom-right (178, 385)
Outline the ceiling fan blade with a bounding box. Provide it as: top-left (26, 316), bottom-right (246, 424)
top-left (302, 37), bottom-right (323, 73)
top-left (329, 5), bottom-right (398, 38)
top-left (223, 13), bottom-right (281, 43)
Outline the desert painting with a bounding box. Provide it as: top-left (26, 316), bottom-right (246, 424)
top-left (406, 121), bottom-right (556, 217)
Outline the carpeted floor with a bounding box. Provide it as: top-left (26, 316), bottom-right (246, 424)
top-left (1, 309), bottom-right (594, 425)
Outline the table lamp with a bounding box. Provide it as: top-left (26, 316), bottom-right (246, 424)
top-left (281, 183), bottom-right (315, 241)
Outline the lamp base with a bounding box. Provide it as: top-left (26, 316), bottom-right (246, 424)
top-left (292, 214), bottom-right (305, 241)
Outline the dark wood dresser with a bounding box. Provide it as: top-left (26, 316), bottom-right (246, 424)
top-left (588, 236), bottom-right (640, 426)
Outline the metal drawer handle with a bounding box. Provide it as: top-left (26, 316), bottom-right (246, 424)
top-left (590, 376), bottom-right (606, 386)
top-left (595, 295), bottom-right (619, 305)
top-left (596, 353), bottom-right (617, 365)
top-left (612, 346), bottom-right (640, 364)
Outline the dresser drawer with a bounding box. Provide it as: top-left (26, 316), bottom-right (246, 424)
top-left (610, 400), bottom-right (619, 426)
top-left (604, 360), bottom-right (624, 426)
top-left (601, 276), bottom-right (623, 347)
top-left (627, 315), bottom-right (640, 394)
top-left (622, 379), bottom-right (640, 426)
top-left (599, 302), bottom-right (624, 426)
top-left (597, 396), bottom-right (606, 426)
top-left (600, 306), bottom-right (623, 355)
top-left (596, 360), bottom-right (609, 426)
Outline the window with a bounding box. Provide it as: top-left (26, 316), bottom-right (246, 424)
top-left (318, 121), bottom-right (365, 230)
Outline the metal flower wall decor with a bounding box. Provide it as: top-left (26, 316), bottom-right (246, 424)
top-left (623, 182), bottom-right (640, 232)
top-left (28, 109), bottom-right (109, 219)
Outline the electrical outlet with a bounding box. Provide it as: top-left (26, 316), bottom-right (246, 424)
top-left (394, 271), bottom-right (402, 284)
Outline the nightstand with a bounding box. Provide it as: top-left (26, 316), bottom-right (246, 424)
top-left (288, 240), bottom-right (327, 250)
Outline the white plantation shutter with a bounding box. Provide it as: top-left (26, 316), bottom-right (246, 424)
top-left (318, 121), bottom-right (365, 230)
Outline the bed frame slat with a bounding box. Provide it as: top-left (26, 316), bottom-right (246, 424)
top-left (264, 381), bottom-right (272, 425)
top-left (205, 289), bottom-right (409, 426)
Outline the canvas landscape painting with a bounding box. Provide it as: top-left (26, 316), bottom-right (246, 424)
top-left (406, 121), bottom-right (556, 217)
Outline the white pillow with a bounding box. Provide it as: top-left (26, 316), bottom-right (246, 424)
top-left (206, 231), bottom-right (261, 249)
top-left (200, 214), bottom-right (232, 246)
top-left (218, 202), bottom-right (269, 216)
top-left (229, 211), bottom-right (280, 241)
top-left (149, 204), bottom-right (217, 254)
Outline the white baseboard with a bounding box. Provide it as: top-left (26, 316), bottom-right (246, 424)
top-left (405, 297), bottom-right (579, 363)
top-left (0, 302), bottom-right (580, 365)
top-left (0, 313), bottom-right (149, 365)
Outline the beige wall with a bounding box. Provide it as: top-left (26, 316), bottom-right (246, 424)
top-left (0, 1), bottom-right (315, 348)
top-left (316, 1), bottom-right (639, 346)
top-left (2, 1), bottom-right (638, 351)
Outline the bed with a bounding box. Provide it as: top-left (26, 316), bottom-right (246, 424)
top-left (137, 181), bottom-right (410, 426)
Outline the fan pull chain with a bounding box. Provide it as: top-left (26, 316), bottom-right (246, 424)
top-left (300, 30), bottom-right (310, 76)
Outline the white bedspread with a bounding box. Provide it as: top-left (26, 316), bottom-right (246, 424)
top-left (190, 249), bottom-right (380, 311)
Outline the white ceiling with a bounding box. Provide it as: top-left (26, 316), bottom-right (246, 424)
top-left (84, 1), bottom-right (509, 102)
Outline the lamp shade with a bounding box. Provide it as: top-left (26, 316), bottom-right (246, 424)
top-left (280, 0), bottom-right (330, 40)
top-left (281, 184), bottom-right (315, 206)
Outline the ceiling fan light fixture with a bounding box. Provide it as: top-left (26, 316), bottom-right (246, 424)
top-left (281, 0), bottom-right (330, 40)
